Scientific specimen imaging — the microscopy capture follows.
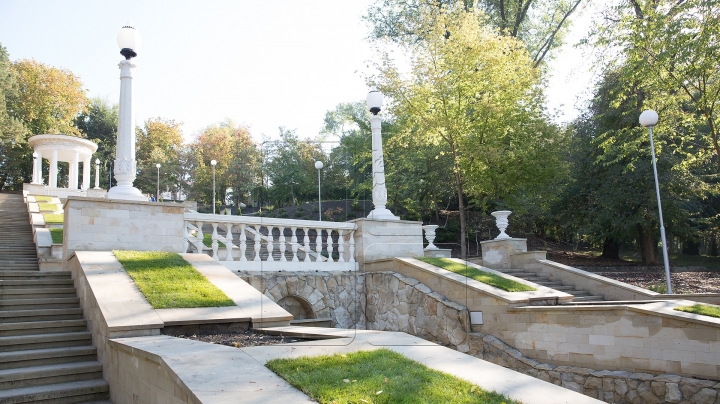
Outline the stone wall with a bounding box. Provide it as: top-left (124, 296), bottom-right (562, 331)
top-left (236, 271), bottom-right (366, 329)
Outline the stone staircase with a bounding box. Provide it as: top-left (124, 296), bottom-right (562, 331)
top-left (500, 268), bottom-right (605, 303)
top-left (0, 193), bottom-right (110, 403)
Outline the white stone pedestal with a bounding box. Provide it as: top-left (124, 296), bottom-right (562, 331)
top-left (480, 238), bottom-right (527, 270)
top-left (351, 218), bottom-right (423, 264)
top-left (423, 249), bottom-right (452, 258)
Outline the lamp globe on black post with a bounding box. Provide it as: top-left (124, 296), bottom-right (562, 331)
top-left (315, 161), bottom-right (323, 221)
top-left (211, 160), bottom-right (217, 214)
top-left (155, 163), bottom-right (161, 202)
top-left (640, 109), bottom-right (673, 294)
top-left (94, 158), bottom-right (101, 189)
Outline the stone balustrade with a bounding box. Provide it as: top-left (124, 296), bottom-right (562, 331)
top-left (184, 212), bottom-right (357, 271)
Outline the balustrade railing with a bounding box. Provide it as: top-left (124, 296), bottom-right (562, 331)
top-left (44, 187), bottom-right (87, 199)
top-left (184, 212), bottom-right (357, 271)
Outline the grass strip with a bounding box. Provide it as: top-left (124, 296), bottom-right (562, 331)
top-left (417, 257), bottom-right (536, 292)
top-left (38, 202), bottom-right (59, 211)
top-left (203, 233), bottom-right (226, 248)
top-left (675, 304), bottom-right (720, 319)
top-left (267, 348), bottom-right (519, 404)
top-left (49, 228), bottom-right (63, 244)
top-left (34, 195), bottom-right (53, 202)
top-left (113, 250), bottom-right (236, 309)
top-left (43, 213), bottom-right (63, 224)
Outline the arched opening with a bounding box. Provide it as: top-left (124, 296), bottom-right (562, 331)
top-left (277, 295), bottom-right (316, 320)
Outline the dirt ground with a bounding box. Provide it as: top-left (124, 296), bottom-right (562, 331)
top-left (593, 270), bottom-right (720, 294)
top-left (178, 331), bottom-right (309, 348)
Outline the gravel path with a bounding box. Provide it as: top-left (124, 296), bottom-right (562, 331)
top-left (177, 331), bottom-right (309, 348)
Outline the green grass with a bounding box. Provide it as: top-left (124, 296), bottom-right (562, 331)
top-left (202, 233), bottom-right (225, 248)
top-left (113, 250), bottom-right (236, 309)
top-left (49, 228), bottom-right (63, 244)
top-left (266, 349), bottom-right (519, 404)
top-left (37, 202), bottom-right (58, 211)
top-left (43, 213), bottom-right (63, 224)
top-left (34, 195), bottom-right (52, 202)
top-left (417, 257), bottom-right (536, 292)
top-left (674, 304), bottom-right (720, 319)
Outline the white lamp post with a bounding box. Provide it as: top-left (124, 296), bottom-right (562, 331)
top-left (31, 152), bottom-right (38, 184)
top-left (211, 159), bottom-right (217, 214)
top-left (315, 161), bottom-right (323, 221)
top-left (94, 158), bottom-right (101, 189)
top-left (155, 163), bottom-right (161, 202)
top-left (106, 22), bottom-right (146, 201)
top-left (640, 109), bottom-right (673, 294)
top-left (366, 88), bottom-right (399, 220)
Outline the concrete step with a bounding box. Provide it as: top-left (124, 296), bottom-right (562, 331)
top-left (0, 279), bottom-right (74, 288)
top-left (0, 332), bottom-right (92, 352)
top-left (0, 297), bottom-right (80, 311)
top-left (0, 320), bottom-right (87, 337)
top-left (0, 378), bottom-right (109, 403)
top-left (571, 295), bottom-right (605, 302)
top-left (1, 288), bottom-right (77, 300)
top-left (0, 361), bottom-right (102, 391)
top-left (0, 308), bottom-right (84, 324)
top-left (0, 271), bottom-right (70, 280)
top-left (0, 346), bottom-right (97, 371)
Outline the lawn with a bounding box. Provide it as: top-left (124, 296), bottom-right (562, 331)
top-left (34, 195), bottom-right (53, 202)
top-left (266, 348), bottom-right (519, 404)
top-left (674, 304), bottom-right (720, 319)
top-left (38, 202), bottom-right (59, 211)
top-left (202, 233), bottom-right (226, 248)
top-left (43, 213), bottom-right (63, 224)
top-left (417, 257), bottom-right (536, 292)
top-left (113, 250), bottom-right (235, 309)
top-left (49, 228), bottom-right (63, 244)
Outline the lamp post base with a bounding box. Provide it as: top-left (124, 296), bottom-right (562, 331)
top-left (366, 208), bottom-right (399, 220)
top-left (105, 184), bottom-right (147, 201)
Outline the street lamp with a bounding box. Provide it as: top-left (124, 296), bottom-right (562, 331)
top-left (315, 161), bottom-right (323, 221)
top-left (640, 109), bottom-right (673, 294)
top-left (94, 158), bottom-right (101, 189)
top-left (106, 22), bottom-right (145, 201)
top-left (211, 159), bottom-right (217, 214)
top-left (366, 88), bottom-right (399, 220)
top-left (155, 164), bottom-right (161, 202)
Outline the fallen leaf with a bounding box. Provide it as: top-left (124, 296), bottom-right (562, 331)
top-left (341, 354), bottom-right (347, 358)
top-left (343, 379), bottom-right (350, 383)
top-left (376, 390), bottom-right (383, 395)
top-left (360, 400), bottom-right (369, 403)
top-left (384, 377), bottom-right (388, 383)
top-left (352, 380), bottom-right (357, 383)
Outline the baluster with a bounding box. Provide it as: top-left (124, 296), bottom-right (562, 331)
top-left (253, 225), bottom-right (262, 262)
top-left (316, 228), bottom-right (325, 262)
top-left (279, 226), bottom-right (287, 262)
top-left (197, 221), bottom-right (204, 252)
top-left (183, 221), bottom-right (190, 253)
top-left (337, 229), bottom-right (345, 263)
top-left (302, 227), bottom-right (311, 262)
top-left (239, 224), bottom-right (247, 261)
top-left (266, 226), bottom-right (275, 262)
top-left (327, 229), bottom-right (334, 264)
top-left (223, 223), bottom-right (234, 261)
top-left (290, 226), bottom-right (299, 262)
top-left (211, 222), bottom-right (219, 261)
top-left (349, 229), bottom-right (356, 263)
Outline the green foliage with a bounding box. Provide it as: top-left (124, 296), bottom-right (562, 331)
top-left (416, 257), bottom-right (536, 292)
top-left (202, 233), bottom-right (226, 248)
top-left (113, 250), bottom-right (235, 309)
top-left (75, 97), bottom-right (118, 189)
top-left (0, 43), bottom-right (28, 191)
top-left (43, 213), bottom-right (63, 224)
top-left (648, 284), bottom-right (668, 294)
top-left (267, 348), bottom-right (518, 404)
top-left (674, 304), bottom-right (720, 319)
top-left (135, 118), bottom-right (185, 199)
top-left (49, 228), bottom-right (63, 244)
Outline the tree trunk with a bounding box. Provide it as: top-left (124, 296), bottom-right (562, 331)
top-left (710, 235), bottom-right (718, 257)
top-left (682, 240), bottom-right (700, 256)
top-left (637, 225), bottom-right (657, 265)
top-left (600, 237), bottom-right (620, 260)
top-left (451, 145), bottom-right (467, 260)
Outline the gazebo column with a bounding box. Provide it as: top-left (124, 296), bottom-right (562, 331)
top-left (69, 152), bottom-right (79, 190)
top-left (31, 150), bottom-right (40, 184)
top-left (36, 150), bottom-right (43, 184)
top-left (49, 149), bottom-right (58, 188)
top-left (82, 156), bottom-right (91, 190)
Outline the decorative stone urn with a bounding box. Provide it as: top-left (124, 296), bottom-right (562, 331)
top-left (491, 210), bottom-right (512, 239)
top-left (422, 225), bottom-right (439, 250)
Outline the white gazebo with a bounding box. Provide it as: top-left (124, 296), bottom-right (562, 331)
top-left (27, 134), bottom-right (101, 198)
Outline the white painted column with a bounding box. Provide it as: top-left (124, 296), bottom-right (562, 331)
top-left (82, 156), bottom-right (91, 190)
top-left (366, 114), bottom-right (399, 220)
top-left (94, 160), bottom-right (100, 189)
top-left (31, 150), bottom-right (39, 184)
top-left (106, 59), bottom-right (145, 200)
top-left (36, 150), bottom-right (43, 184)
top-left (49, 149), bottom-right (58, 188)
top-left (69, 152), bottom-right (79, 190)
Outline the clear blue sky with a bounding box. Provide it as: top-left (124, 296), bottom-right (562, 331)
top-left (0, 0), bottom-right (602, 143)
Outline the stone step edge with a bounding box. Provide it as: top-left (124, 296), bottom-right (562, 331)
top-left (0, 378), bottom-right (109, 400)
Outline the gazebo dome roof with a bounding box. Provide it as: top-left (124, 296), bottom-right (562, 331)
top-left (28, 134), bottom-right (98, 162)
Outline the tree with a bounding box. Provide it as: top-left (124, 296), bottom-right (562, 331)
top-left (0, 43), bottom-right (27, 191)
top-left (265, 128), bottom-right (325, 207)
top-left (365, 0), bottom-right (583, 66)
top-left (373, 9), bottom-right (554, 258)
top-left (135, 118), bottom-right (184, 199)
top-left (75, 98), bottom-right (118, 189)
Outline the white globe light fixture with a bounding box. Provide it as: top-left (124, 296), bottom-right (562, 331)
top-left (211, 160), bottom-right (217, 214)
top-left (366, 88), bottom-right (399, 220)
top-left (640, 109), bottom-right (672, 294)
top-left (315, 161), bottom-right (323, 221)
top-left (94, 158), bottom-right (101, 189)
top-left (117, 22), bottom-right (142, 60)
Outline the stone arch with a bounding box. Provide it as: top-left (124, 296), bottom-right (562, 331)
top-left (276, 295), bottom-right (316, 320)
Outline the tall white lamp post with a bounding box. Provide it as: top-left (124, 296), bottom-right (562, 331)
top-left (366, 88), bottom-right (399, 220)
top-left (211, 159), bottom-right (217, 214)
top-left (94, 158), bottom-right (101, 189)
top-left (315, 161), bottom-right (323, 221)
top-left (155, 164), bottom-right (161, 202)
top-left (640, 109), bottom-right (673, 294)
top-left (106, 22), bottom-right (146, 201)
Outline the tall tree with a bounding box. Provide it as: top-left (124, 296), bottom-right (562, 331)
top-left (135, 118), bottom-right (184, 199)
top-left (265, 128), bottom-right (325, 207)
top-left (75, 98), bottom-right (118, 189)
top-left (0, 43), bottom-right (27, 191)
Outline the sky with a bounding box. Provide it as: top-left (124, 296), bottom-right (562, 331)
top-left (0, 0), bottom-right (606, 144)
